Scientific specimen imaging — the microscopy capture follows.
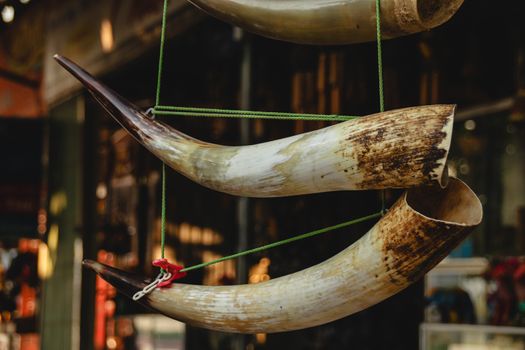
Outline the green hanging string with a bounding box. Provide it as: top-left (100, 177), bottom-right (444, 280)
top-left (155, 0), bottom-right (169, 106)
top-left (153, 105), bottom-right (357, 121)
top-left (376, 0), bottom-right (385, 114)
top-left (160, 164), bottom-right (166, 259)
top-left (155, 0), bottom-right (169, 262)
top-left (152, 0), bottom-right (388, 273)
top-left (180, 211), bottom-right (381, 273)
top-left (376, 0), bottom-right (387, 213)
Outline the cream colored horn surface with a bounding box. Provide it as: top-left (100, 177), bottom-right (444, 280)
top-left (186, 0), bottom-right (465, 45)
top-left (55, 55), bottom-right (454, 198)
top-left (85, 178), bottom-right (482, 333)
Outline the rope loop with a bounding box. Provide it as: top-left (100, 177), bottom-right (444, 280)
top-left (145, 107), bottom-right (156, 119)
top-left (147, 0), bottom-right (388, 277)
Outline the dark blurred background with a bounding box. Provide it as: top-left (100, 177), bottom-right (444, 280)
top-left (1, 0), bottom-right (525, 349)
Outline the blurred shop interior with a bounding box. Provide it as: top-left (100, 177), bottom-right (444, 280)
top-left (1, 0), bottom-right (525, 349)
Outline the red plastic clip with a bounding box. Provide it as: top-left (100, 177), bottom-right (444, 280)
top-left (152, 259), bottom-right (187, 287)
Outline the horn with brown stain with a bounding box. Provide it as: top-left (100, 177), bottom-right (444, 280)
top-left (55, 55), bottom-right (454, 198)
top-left (83, 178), bottom-right (482, 333)
top-left (185, 0), bottom-right (464, 45)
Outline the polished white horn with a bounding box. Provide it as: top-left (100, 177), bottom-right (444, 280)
top-left (185, 0), bottom-right (465, 45)
top-left (55, 55), bottom-right (454, 198)
top-left (84, 178), bottom-right (482, 333)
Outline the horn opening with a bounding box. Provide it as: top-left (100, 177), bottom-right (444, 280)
top-left (417, 0), bottom-right (464, 29)
top-left (407, 177), bottom-right (483, 227)
top-left (82, 259), bottom-right (147, 296)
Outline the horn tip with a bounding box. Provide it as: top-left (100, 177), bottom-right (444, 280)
top-left (53, 53), bottom-right (66, 65)
top-left (82, 258), bottom-right (95, 265)
top-left (81, 260), bottom-right (148, 294)
top-left (82, 259), bottom-right (104, 274)
top-left (53, 54), bottom-right (76, 73)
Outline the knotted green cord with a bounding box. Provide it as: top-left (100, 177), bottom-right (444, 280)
top-left (180, 212), bottom-right (382, 273)
top-left (376, 0), bottom-right (387, 213)
top-left (160, 164), bottom-right (166, 259)
top-left (154, 105), bottom-right (356, 121)
top-left (155, 0), bottom-right (168, 107)
top-left (376, 0), bottom-right (385, 114)
top-left (154, 0), bottom-right (388, 272)
top-left (156, 0), bottom-right (169, 265)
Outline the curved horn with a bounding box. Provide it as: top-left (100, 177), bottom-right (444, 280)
top-left (84, 178), bottom-right (482, 333)
top-left (55, 55), bottom-right (453, 198)
top-left (185, 0), bottom-right (464, 45)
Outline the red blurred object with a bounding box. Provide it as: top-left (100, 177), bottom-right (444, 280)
top-left (94, 250), bottom-right (116, 350)
top-left (486, 257), bottom-right (525, 325)
top-left (17, 283), bottom-right (36, 318)
top-left (19, 333), bottom-right (39, 350)
top-left (514, 264), bottom-right (525, 283)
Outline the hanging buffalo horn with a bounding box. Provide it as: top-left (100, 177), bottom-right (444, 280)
top-left (83, 178), bottom-right (482, 333)
top-left (54, 54), bottom-right (453, 198)
top-left (185, 0), bottom-right (464, 45)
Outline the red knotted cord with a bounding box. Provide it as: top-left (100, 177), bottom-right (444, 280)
top-left (152, 258), bottom-right (187, 287)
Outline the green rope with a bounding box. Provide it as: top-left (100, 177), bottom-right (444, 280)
top-left (376, 0), bottom-right (385, 114)
top-left (150, 0), bottom-right (388, 274)
top-left (376, 0), bottom-right (386, 213)
top-left (153, 106), bottom-right (356, 121)
top-left (181, 212), bottom-right (382, 273)
top-left (156, 0), bottom-right (169, 262)
top-left (155, 0), bottom-right (169, 106)
top-left (160, 164), bottom-right (166, 259)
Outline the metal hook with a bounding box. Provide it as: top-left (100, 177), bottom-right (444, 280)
top-left (145, 107), bottom-right (156, 119)
top-left (132, 271), bottom-right (172, 301)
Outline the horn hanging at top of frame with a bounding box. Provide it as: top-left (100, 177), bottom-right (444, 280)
top-left (184, 0), bottom-right (464, 45)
